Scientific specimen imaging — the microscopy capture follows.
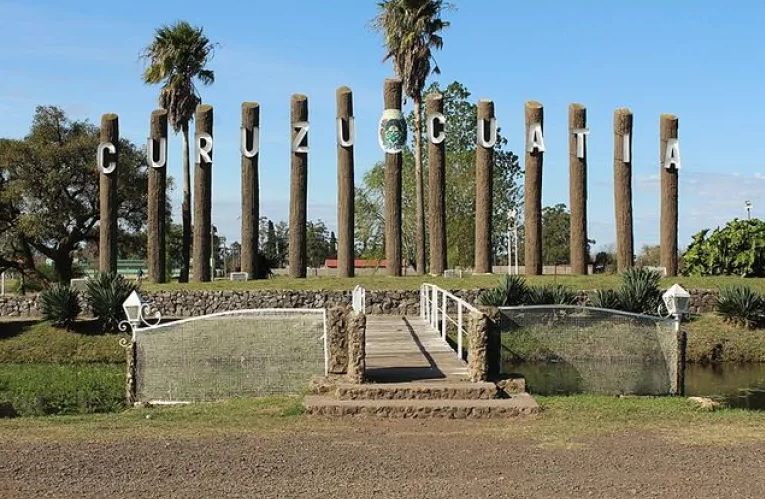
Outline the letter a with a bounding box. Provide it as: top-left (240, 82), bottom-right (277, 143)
top-left (663, 138), bottom-right (681, 170)
top-left (527, 123), bottom-right (545, 153)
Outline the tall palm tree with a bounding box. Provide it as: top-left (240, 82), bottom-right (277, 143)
top-left (141, 21), bottom-right (217, 283)
top-left (372, 0), bottom-right (452, 275)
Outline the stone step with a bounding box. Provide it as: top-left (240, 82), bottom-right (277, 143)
top-left (303, 393), bottom-right (541, 419)
top-left (331, 382), bottom-right (500, 400)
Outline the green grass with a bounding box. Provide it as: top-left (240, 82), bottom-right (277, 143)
top-left (0, 363), bottom-right (125, 416)
top-left (1, 395), bottom-right (764, 446)
top-left (685, 314), bottom-right (765, 363)
top-left (133, 274), bottom-right (765, 292)
top-left (0, 320), bottom-right (128, 364)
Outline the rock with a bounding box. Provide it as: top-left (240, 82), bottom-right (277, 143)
top-left (0, 401), bottom-right (17, 418)
top-left (688, 396), bottom-right (722, 410)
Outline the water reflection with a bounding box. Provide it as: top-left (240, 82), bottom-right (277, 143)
top-left (505, 361), bottom-right (765, 410)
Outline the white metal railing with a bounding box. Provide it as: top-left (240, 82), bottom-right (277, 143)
top-left (420, 283), bottom-right (481, 361)
top-left (352, 285), bottom-right (366, 313)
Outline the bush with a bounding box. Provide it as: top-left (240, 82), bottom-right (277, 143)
top-left (683, 219), bottom-right (765, 276)
top-left (716, 285), bottom-right (765, 329)
top-left (588, 289), bottom-right (622, 310)
top-left (617, 267), bottom-right (662, 315)
top-left (476, 275), bottom-right (529, 307)
top-left (527, 284), bottom-right (578, 305)
top-left (39, 284), bottom-right (81, 328)
top-left (86, 272), bottom-right (139, 332)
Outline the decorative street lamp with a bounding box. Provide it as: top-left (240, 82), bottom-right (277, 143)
top-left (662, 283), bottom-right (690, 330)
top-left (120, 290), bottom-right (161, 337)
top-left (745, 200), bottom-right (752, 220)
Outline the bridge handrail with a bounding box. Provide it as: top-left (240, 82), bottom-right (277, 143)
top-left (419, 283), bottom-right (480, 361)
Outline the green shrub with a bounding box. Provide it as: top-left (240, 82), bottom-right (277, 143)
top-left (716, 285), bottom-right (765, 329)
top-left (683, 218), bottom-right (765, 276)
top-left (617, 267), bottom-right (662, 315)
top-left (0, 363), bottom-right (125, 416)
top-left (39, 283), bottom-right (81, 328)
top-left (477, 275), bottom-right (529, 307)
top-left (588, 289), bottom-right (622, 310)
top-left (86, 272), bottom-right (139, 332)
top-left (527, 284), bottom-right (578, 305)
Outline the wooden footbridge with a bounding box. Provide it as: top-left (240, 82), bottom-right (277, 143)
top-left (304, 285), bottom-right (540, 418)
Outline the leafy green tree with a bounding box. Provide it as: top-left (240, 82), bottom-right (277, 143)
top-left (542, 203), bottom-right (570, 265)
top-left (141, 20), bottom-right (218, 283)
top-left (372, 0), bottom-right (453, 274)
top-left (635, 244), bottom-right (661, 268)
top-left (357, 81), bottom-right (522, 269)
top-left (0, 106), bottom-right (148, 283)
top-left (683, 218), bottom-right (765, 276)
top-left (306, 220), bottom-right (331, 268)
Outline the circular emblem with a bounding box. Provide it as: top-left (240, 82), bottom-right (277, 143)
top-left (378, 109), bottom-right (407, 154)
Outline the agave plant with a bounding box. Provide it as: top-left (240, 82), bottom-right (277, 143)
top-left (476, 274), bottom-right (529, 307)
top-left (86, 272), bottom-right (139, 332)
top-left (40, 283), bottom-right (81, 329)
top-left (527, 284), bottom-right (578, 305)
top-left (716, 285), bottom-right (765, 329)
top-left (588, 289), bottom-right (622, 310)
top-left (617, 267), bottom-right (662, 315)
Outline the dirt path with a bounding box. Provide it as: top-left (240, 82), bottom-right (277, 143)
top-left (2, 419), bottom-right (764, 499)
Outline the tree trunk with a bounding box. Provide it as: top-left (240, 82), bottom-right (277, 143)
top-left (99, 113), bottom-right (118, 274)
top-left (192, 104), bottom-right (213, 282)
top-left (148, 109), bottom-right (168, 283)
top-left (240, 102), bottom-right (260, 280)
top-left (289, 94), bottom-right (309, 279)
top-left (660, 114), bottom-right (679, 277)
top-left (180, 122), bottom-right (191, 283)
top-left (569, 103), bottom-right (588, 275)
top-left (336, 87), bottom-right (355, 278)
top-left (427, 92), bottom-right (447, 275)
top-left (614, 108), bottom-right (634, 272)
top-left (524, 101), bottom-right (544, 275)
top-left (475, 99), bottom-right (494, 274)
top-left (413, 93), bottom-right (426, 275)
top-left (384, 78), bottom-right (403, 277)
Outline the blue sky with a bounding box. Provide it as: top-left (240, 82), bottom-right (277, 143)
top-left (1, 0), bottom-right (765, 253)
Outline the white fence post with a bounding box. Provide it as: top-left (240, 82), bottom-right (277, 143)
top-left (457, 303), bottom-right (463, 360)
top-left (431, 286), bottom-right (438, 329)
top-left (441, 290), bottom-right (447, 340)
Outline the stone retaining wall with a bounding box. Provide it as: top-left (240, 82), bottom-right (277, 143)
top-left (0, 288), bottom-right (721, 318)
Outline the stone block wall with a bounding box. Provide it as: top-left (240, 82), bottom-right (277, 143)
top-left (0, 288), bottom-right (722, 318)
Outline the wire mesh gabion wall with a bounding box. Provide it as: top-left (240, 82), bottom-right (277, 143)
top-left (499, 306), bottom-right (683, 396)
top-left (134, 309), bottom-right (327, 404)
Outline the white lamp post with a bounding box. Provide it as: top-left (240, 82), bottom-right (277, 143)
top-left (745, 200), bottom-right (752, 220)
top-left (662, 283), bottom-right (690, 331)
top-left (122, 290), bottom-right (143, 332)
top-left (508, 209), bottom-right (519, 275)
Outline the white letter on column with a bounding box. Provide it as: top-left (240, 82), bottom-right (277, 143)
top-left (477, 117), bottom-right (497, 148)
top-left (663, 138), bottom-right (681, 170)
top-left (240, 127), bottom-right (260, 158)
top-left (336, 117), bottom-right (354, 147)
top-left (146, 138), bottom-right (167, 169)
top-left (428, 112), bottom-right (446, 144)
top-left (572, 128), bottom-right (589, 159)
top-left (527, 123), bottom-right (545, 153)
top-left (97, 142), bottom-right (117, 174)
top-left (623, 133), bottom-right (631, 163)
top-left (196, 133), bottom-right (213, 163)
top-left (293, 121), bottom-right (310, 153)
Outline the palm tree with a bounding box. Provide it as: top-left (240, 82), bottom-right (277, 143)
top-left (141, 21), bottom-right (217, 283)
top-left (372, 0), bottom-right (452, 275)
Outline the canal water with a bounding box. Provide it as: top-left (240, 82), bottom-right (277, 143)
top-left (504, 362), bottom-right (765, 409)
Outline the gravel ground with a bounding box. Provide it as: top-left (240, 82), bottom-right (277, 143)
top-left (2, 419), bottom-right (764, 499)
